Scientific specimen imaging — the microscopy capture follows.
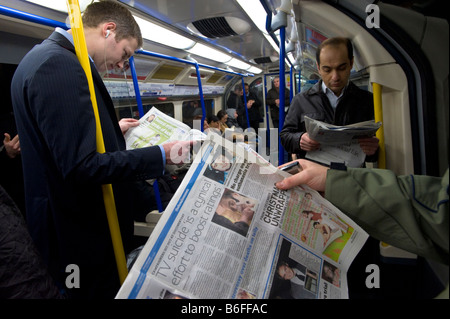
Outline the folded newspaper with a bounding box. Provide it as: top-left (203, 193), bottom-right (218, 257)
top-left (116, 133), bottom-right (369, 299)
top-left (304, 116), bottom-right (382, 167)
top-left (124, 106), bottom-right (206, 149)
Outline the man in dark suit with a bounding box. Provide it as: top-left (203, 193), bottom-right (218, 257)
top-left (11, 1), bottom-right (190, 299)
top-left (277, 262), bottom-right (316, 299)
top-left (237, 83), bottom-right (262, 133)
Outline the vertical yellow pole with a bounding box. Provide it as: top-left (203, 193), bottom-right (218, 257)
top-left (66, 0), bottom-right (128, 283)
top-left (372, 82), bottom-right (386, 169)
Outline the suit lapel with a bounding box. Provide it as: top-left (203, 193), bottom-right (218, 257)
top-left (89, 60), bottom-right (126, 149)
top-left (90, 64), bottom-right (124, 136)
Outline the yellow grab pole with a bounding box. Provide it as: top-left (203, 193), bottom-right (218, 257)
top-left (66, 0), bottom-right (128, 283)
top-left (372, 82), bottom-right (386, 169)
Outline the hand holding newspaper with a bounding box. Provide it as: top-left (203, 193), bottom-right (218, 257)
top-left (304, 116), bottom-right (382, 167)
top-left (117, 132), bottom-right (368, 299)
top-left (124, 106), bottom-right (206, 150)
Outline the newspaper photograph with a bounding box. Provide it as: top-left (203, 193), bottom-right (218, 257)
top-left (304, 116), bottom-right (382, 167)
top-left (124, 106), bottom-right (206, 149)
top-left (116, 133), bottom-right (368, 299)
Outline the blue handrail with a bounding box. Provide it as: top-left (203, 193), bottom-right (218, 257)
top-left (135, 49), bottom-right (252, 132)
top-left (278, 27), bottom-right (286, 166)
top-left (0, 4), bottom-right (67, 29)
top-left (241, 77), bottom-right (251, 130)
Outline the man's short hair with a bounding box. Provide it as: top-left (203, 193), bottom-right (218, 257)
top-left (315, 37), bottom-right (353, 66)
top-left (82, 0), bottom-right (143, 48)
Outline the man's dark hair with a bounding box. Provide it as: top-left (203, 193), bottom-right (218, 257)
top-left (316, 37), bottom-right (353, 66)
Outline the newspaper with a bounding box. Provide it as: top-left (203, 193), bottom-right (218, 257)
top-left (304, 116), bottom-right (382, 167)
top-left (117, 133), bottom-right (368, 299)
top-left (124, 106), bottom-right (206, 149)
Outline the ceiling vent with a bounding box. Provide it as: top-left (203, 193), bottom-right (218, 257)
top-left (254, 57), bottom-right (273, 64)
top-left (188, 17), bottom-right (251, 38)
top-left (252, 56), bottom-right (279, 64)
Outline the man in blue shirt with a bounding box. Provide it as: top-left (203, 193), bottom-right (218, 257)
top-left (11, 1), bottom-right (190, 299)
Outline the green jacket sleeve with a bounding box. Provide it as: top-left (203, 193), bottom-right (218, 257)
top-left (325, 168), bottom-right (449, 265)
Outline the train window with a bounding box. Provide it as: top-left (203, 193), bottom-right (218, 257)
top-left (117, 105), bottom-right (136, 119)
top-left (143, 103), bottom-right (174, 118)
top-left (182, 100), bottom-right (202, 128)
top-left (116, 102), bottom-right (174, 120)
top-left (182, 99), bottom-right (214, 128)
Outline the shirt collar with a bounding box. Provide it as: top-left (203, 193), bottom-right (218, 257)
top-left (55, 27), bottom-right (74, 46)
top-left (321, 80), bottom-right (349, 98)
top-left (55, 27), bottom-right (94, 64)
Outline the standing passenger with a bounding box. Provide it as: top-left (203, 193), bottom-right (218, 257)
top-left (266, 76), bottom-right (290, 128)
top-left (226, 84), bottom-right (243, 129)
top-left (237, 83), bottom-right (262, 133)
top-left (280, 37), bottom-right (379, 162)
top-left (11, 0), bottom-right (191, 299)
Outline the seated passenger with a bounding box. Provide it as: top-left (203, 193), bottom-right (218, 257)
top-left (203, 115), bottom-right (222, 136)
top-left (225, 108), bottom-right (240, 129)
top-left (216, 110), bottom-right (229, 134)
top-left (206, 115), bottom-right (220, 129)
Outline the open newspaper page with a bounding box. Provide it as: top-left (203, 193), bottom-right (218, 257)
top-left (304, 116), bottom-right (382, 167)
top-left (117, 133), bottom-right (368, 299)
top-left (124, 106), bottom-right (205, 149)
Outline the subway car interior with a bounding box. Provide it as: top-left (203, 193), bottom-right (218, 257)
top-left (0, 0), bottom-right (448, 299)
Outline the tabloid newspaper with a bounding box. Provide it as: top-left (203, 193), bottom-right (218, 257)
top-left (304, 116), bottom-right (382, 167)
top-left (116, 132), bottom-right (369, 299)
top-left (124, 106), bottom-right (206, 149)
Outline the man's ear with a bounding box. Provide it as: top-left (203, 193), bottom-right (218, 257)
top-left (102, 22), bottom-right (116, 38)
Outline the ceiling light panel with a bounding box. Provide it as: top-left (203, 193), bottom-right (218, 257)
top-left (133, 16), bottom-right (195, 50)
top-left (187, 43), bottom-right (232, 63)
